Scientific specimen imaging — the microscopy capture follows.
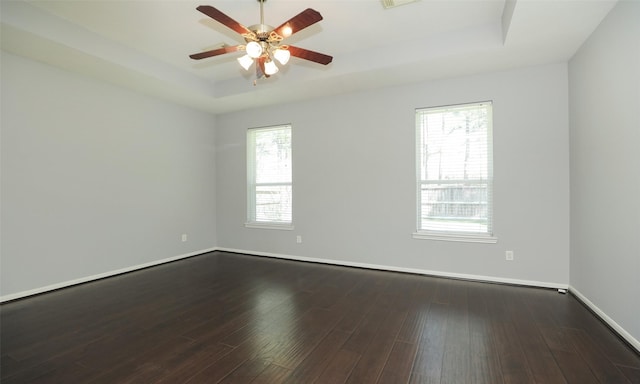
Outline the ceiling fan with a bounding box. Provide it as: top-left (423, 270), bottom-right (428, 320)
top-left (189, 0), bottom-right (333, 82)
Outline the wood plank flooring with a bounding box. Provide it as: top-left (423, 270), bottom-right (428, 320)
top-left (1, 251), bottom-right (639, 383)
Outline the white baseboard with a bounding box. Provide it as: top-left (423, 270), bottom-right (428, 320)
top-left (216, 247), bottom-right (569, 290)
top-left (0, 247), bottom-right (217, 303)
top-left (569, 285), bottom-right (640, 353)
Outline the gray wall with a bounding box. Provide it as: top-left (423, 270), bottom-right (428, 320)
top-left (569, 1), bottom-right (640, 347)
top-left (215, 63), bottom-right (570, 287)
top-left (1, 52), bottom-right (217, 297)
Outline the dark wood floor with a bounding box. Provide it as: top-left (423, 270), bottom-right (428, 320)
top-left (1, 251), bottom-right (639, 383)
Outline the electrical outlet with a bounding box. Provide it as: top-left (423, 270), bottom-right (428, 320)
top-left (505, 250), bottom-right (514, 261)
top-left (182, 234), bottom-right (188, 242)
top-left (296, 235), bottom-right (302, 244)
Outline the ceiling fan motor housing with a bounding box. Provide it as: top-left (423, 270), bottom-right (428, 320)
top-left (248, 24), bottom-right (274, 41)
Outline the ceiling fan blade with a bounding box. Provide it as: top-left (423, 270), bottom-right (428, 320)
top-left (287, 46), bottom-right (333, 65)
top-left (189, 45), bottom-right (242, 60)
top-left (196, 5), bottom-right (252, 36)
top-left (272, 8), bottom-right (323, 38)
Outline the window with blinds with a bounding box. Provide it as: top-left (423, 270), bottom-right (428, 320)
top-left (415, 102), bottom-right (495, 242)
top-left (247, 125), bottom-right (293, 228)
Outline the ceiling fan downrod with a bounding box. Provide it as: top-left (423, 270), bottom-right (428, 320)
top-left (259, 0), bottom-right (265, 26)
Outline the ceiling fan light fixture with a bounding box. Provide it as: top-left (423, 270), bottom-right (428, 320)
top-left (246, 41), bottom-right (263, 58)
top-left (190, 4), bottom-right (332, 82)
top-left (264, 60), bottom-right (279, 75)
top-left (273, 48), bottom-right (290, 65)
top-left (237, 54), bottom-right (254, 70)
top-left (281, 25), bottom-right (293, 37)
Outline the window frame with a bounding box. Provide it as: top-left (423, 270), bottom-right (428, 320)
top-left (245, 124), bottom-right (294, 230)
top-left (413, 101), bottom-right (497, 243)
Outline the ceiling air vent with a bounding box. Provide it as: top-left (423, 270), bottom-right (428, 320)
top-left (381, 0), bottom-right (419, 9)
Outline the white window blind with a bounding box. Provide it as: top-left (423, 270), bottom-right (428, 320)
top-left (247, 125), bottom-right (292, 227)
top-left (415, 102), bottom-right (494, 241)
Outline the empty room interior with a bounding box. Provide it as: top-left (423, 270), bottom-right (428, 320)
top-left (1, 0), bottom-right (639, 383)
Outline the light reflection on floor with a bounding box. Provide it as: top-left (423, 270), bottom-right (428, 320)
top-left (247, 281), bottom-right (300, 363)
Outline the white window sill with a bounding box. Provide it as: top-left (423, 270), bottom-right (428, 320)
top-left (245, 222), bottom-right (294, 231)
top-left (412, 232), bottom-right (498, 244)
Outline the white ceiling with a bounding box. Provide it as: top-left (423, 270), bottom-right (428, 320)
top-left (1, 0), bottom-right (617, 114)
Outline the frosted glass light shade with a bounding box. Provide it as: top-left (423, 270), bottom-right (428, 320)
top-left (246, 42), bottom-right (263, 58)
top-left (237, 55), bottom-right (254, 70)
top-left (264, 60), bottom-right (279, 75)
top-left (273, 49), bottom-right (290, 65)
top-left (281, 26), bottom-right (293, 37)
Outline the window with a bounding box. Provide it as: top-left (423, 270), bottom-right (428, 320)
top-left (414, 102), bottom-right (496, 243)
top-left (246, 125), bottom-right (293, 229)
